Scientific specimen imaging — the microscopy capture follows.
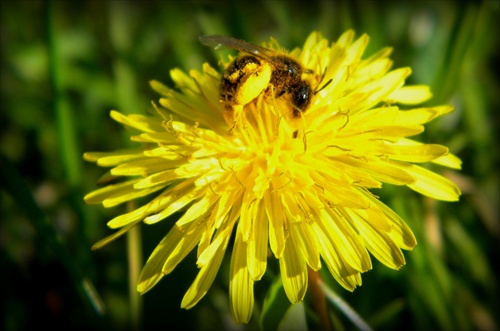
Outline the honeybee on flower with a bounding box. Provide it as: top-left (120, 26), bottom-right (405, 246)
top-left (199, 34), bottom-right (331, 129)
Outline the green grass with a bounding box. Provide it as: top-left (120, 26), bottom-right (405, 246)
top-left (1, 1), bottom-right (498, 330)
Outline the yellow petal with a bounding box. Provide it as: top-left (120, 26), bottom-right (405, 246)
top-left (281, 192), bottom-right (305, 223)
top-left (84, 179), bottom-right (138, 205)
top-left (111, 158), bottom-right (172, 176)
top-left (378, 143), bottom-right (449, 163)
top-left (317, 209), bottom-right (372, 272)
top-left (349, 68), bottom-right (412, 113)
top-left (397, 105), bottom-right (453, 125)
top-left (104, 185), bottom-right (165, 207)
top-left (345, 33), bottom-right (370, 67)
top-left (197, 214), bottom-right (217, 259)
top-left (162, 222), bottom-right (205, 274)
top-left (432, 153), bottom-right (462, 169)
top-left (406, 165), bottom-right (461, 201)
top-left (107, 192), bottom-right (175, 228)
top-left (353, 58), bottom-right (393, 87)
top-left (309, 170), bottom-right (377, 209)
top-left (91, 221), bottom-right (140, 250)
top-left (344, 208), bottom-right (406, 269)
top-left (312, 222), bottom-right (362, 291)
top-left (110, 110), bottom-right (162, 133)
top-left (385, 139), bottom-right (461, 168)
top-left (363, 193), bottom-right (417, 250)
top-left (361, 47), bottom-right (393, 66)
top-left (289, 220), bottom-right (321, 271)
top-left (170, 68), bottom-right (198, 92)
top-left (181, 235), bottom-right (228, 309)
top-left (279, 226), bottom-right (307, 303)
top-left (214, 185), bottom-right (243, 229)
top-left (84, 149), bottom-right (147, 166)
top-left (137, 226), bottom-right (185, 293)
top-left (352, 200), bottom-right (392, 233)
top-left (265, 191), bottom-right (286, 258)
top-left (197, 217), bottom-right (233, 268)
top-left (336, 156), bottom-right (415, 186)
top-left (239, 188), bottom-right (257, 242)
top-left (144, 146), bottom-right (187, 159)
top-left (134, 170), bottom-right (180, 189)
top-left (143, 184), bottom-right (207, 225)
top-left (389, 85), bottom-right (432, 105)
top-left (335, 30), bottom-right (355, 50)
top-left (175, 191), bottom-right (219, 227)
top-left (247, 201), bottom-right (268, 280)
top-left (229, 231), bottom-right (254, 324)
top-left (149, 79), bottom-right (171, 96)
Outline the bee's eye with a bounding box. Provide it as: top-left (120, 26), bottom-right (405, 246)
top-left (294, 84), bottom-right (311, 109)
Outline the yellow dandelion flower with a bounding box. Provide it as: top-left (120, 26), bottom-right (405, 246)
top-left (84, 30), bottom-right (461, 323)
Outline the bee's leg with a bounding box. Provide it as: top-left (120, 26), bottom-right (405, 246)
top-left (224, 104), bottom-right (243, 133)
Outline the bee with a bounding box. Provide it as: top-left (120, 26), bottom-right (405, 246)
top-left (199, 35), bottom-right (325, 126)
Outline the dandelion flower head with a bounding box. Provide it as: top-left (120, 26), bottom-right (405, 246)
top-left (84, 31), bottom-right (461, 323)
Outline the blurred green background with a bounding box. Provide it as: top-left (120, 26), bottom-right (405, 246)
top-left (1, 1), bottom-right (498, 330)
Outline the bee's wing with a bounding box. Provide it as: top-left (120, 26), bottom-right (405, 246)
top-left (199, 35), bottom-right (287, 70)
